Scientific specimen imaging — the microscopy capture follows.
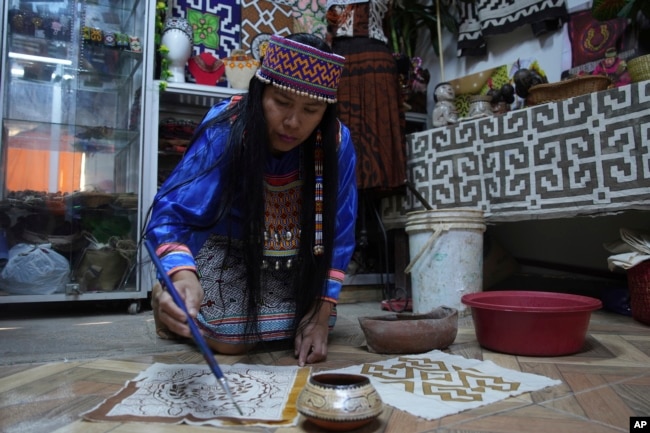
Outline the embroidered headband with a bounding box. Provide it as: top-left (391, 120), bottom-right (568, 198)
top-left (255, 35), bottom-right (345, 103)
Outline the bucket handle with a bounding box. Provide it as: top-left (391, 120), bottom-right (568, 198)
top-left (403, 227), bottom-right (444, 274)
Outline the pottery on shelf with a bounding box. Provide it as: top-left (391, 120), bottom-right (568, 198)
top-left (296, 373), bottom-right (383, 432)
top-left (358, 305), bottom-right (458, 354)
top-left (223, 49), bottom-right (260, 90)
top-left (467, 95), bottom-right (494, 118)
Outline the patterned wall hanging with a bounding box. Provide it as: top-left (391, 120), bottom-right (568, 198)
top-left (172, 0), bottom-right (242, 60)
top-left (241, 0), bottom-right (293, 54)
top-left (456, 0), bottom-right (568, 57)
top-left (270, 0), bottom-right (328, 40)
top-left (568, 10), bottom-right (630, 69)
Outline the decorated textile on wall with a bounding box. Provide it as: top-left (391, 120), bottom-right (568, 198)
top-left (269, 0), bottom-right (328, 39)
top-left (329, 350), bottom-right (561, 420)
top-left (568, 10), bottom-right (630, 69)
top-left (171, 0), bottom-right (294, 59)
top-left (381, 80), bottom-right (650, 226)
top-left (457, 0), bottom-right (568, 57)
top-left (241, 0), bottom-right (293, 52)
top-left (172, 0), bottom-right (242, 60)
top-left (82, 363), bottom-right (309, 427)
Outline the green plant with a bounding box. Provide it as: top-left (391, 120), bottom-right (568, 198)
top-left (155, 1), bottom-right (171, 91)
top-left (591, 0), bottom-right (650, 21)
top-left (389, 0), bottom-right (457, 58)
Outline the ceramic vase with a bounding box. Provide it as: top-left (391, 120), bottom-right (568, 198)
top-left (467, 95), bottom-right (494, 118)
top-left (296, 373), bottom-right (383, 431)
top-left (223, 49), bottom-right (260, 90)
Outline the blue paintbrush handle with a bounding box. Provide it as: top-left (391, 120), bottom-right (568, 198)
top-left (144, 239), bottom-right (242, 414)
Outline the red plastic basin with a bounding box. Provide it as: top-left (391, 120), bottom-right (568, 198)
top-left (461, 290), bottom-right (602, 356)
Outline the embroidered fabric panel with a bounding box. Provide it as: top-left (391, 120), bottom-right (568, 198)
top-left (270, 0), bottom-right (329, 39)
top-left (456, 0), bottom-right (567, 57)
top-left (241, 0), bottom-right (293, 52)
top-left (264, 178), bottom-right (303, 259)
top-left (568, 10), bottom-right (630, 68)
top-left (82, 363), bottom-right (310, 427)
top-left (172, 0), bottom-right (242, 59)
top-left (381, 80), bottom-right (650, 226)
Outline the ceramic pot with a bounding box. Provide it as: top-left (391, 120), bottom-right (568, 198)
top-left (359, 306), bottom-right (458, 354)
top-left (467, 95), bottom-right (494, 118)
top-left (223, 49), bottom-right (260, 90)
top-left (296, 373), bottom-right (383, 431)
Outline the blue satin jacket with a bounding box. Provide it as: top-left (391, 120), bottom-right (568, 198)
top-left (146, 99), bottom-right (358, 302)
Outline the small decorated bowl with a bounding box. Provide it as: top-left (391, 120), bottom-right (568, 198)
top-left (296, 373), bottom-right (383, 431)
top-left (223, 49), bottom-right (260, 90)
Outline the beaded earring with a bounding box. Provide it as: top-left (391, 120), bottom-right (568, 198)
top-left (313, 130), bottom-right (324, 256)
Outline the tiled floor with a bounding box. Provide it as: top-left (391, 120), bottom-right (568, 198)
top-left (0, 297), bottom-right (649, 433)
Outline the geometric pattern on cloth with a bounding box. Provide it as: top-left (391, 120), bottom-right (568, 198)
top-left (258, 35), bottom-right (345, 102)
top-left (82, 363), bottom-right (310, 427)
top-left (328, 351), bottom-right (561, 420)
top-left (241, 0), bottom-right (293, 53)
top-left (456, 0), bottom-right (568, 57)
top-left (173, 0), bottom-right (242, 59)
top-left (381, 80), bottom-right (650, 226)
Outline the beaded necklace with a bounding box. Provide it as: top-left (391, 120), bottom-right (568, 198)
top-left (262, 131), bottom-right (324, 270)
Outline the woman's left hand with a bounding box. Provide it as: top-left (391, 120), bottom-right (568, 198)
top-left (295, 301), bottom-right (334, 366)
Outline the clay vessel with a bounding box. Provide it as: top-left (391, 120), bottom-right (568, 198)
top-left (358, 306), bottom-right (458, 354)
top-left (223, 49), bottom-right (260, 90)
top-left (296, 373), bottom-right (383, 431)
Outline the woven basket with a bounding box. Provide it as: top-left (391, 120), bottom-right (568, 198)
top-left (627, 54), bottom-right (650, 83)
top-left (627, 260), bottom-right (650, 326)
top-left (526, 75), bottom-right (612, 106)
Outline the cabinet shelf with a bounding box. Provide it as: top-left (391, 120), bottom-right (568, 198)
top-left (4, 119), bottom-right (139, 153)
top-left (1, 0), bottom-right (147, 307)
top-left (156, 80), bottom-right (245, 99)
top-left (9, 34), bottom-right (143, 88)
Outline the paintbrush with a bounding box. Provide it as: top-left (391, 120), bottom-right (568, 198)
top-left (144, 238), bottom-right (243, 416)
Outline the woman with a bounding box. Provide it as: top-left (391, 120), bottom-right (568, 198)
top-left (145, 34), bottom-right (358, 367)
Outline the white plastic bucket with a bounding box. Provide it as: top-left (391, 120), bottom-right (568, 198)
top-left (404, 208), bottom-right (486, 315)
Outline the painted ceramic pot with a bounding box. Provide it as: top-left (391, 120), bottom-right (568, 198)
top-left (223, 49), bottom-right (260, 90)
top-left (296, 373), bottom-right (383, 431)
top-left (467, 95), bottom-right (494, 118)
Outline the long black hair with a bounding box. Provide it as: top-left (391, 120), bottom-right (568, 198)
top-left (148, 33), bottom-right (340, 343)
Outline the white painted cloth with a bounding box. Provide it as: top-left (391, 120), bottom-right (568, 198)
top-left (328, 350), bottom-right (561, 420)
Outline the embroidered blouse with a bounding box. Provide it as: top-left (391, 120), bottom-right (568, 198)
top-left (146, 99), bottom-right (358, 303)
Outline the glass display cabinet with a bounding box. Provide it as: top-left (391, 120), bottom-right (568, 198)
top-left (0, 0), bottom-right (149, 312)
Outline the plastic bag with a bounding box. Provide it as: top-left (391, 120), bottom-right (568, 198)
top-left (0, 243), bottom-right (70, 295)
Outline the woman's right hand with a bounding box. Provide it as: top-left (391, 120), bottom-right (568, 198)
top-left (152, 270), bottom-right (204, 339)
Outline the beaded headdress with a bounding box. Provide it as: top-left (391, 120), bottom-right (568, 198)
top-left (255, 35), bottom-right (345, 103)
